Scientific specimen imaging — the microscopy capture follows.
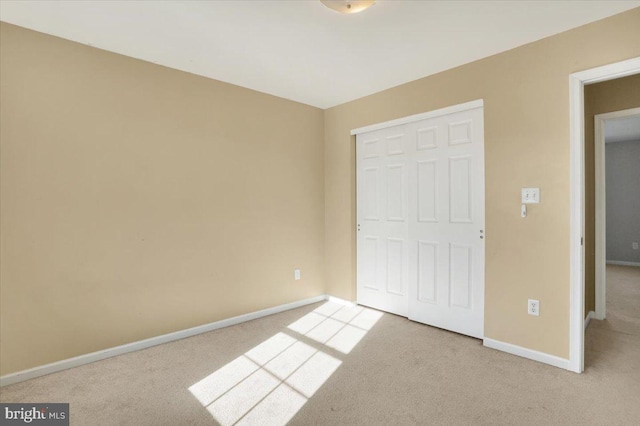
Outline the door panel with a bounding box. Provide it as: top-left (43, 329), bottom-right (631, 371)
top-left (417, 160), bottom-right (438, 222)
top-left (407, 107), bottom-right (485, 338)
top-left (357, 126), bottom-right (409, 317)
top-left (449, 156), bottom-right (472, 223)
top-left (417, 241), bottom-right (438, 303)
top-left (386, 238), bottom-right (405, 295)
top-left (450, 243), bottom-right (472, 309)
top-left (386, 164), bottom-right (406, 221)
top-left (361, 237), bottom-right (379, 291)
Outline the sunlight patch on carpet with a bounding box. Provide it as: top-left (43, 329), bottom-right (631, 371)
top-left (188, 302), bottom-right (382, 425)
top-left (288, 302), bottom-right (383, 354)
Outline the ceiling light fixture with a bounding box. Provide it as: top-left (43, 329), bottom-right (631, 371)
top-left (320, 0), bottom-right (375, 14)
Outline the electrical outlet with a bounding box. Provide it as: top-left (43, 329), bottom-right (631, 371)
top-left (294, 269), bottom-right (301, 280)
top-left (633, 242), bottom-right (639, 250)
top-left (528, 299), bottom-right (540, 316)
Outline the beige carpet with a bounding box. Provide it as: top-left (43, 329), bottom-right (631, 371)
top-left (2, 265), bottom-right (639, 425)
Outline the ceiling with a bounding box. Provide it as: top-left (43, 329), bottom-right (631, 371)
top-left (605, 115), bottom-right (640, 143)
top-left (1, 1), bottom-right (639, 109)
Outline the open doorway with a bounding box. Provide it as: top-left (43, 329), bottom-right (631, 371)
top-left (582, 76), bottom-right (640, 370)
top-left (593, 108), bottom-right (640, 321)
top-left (569, 58), bottom-right (640, 373)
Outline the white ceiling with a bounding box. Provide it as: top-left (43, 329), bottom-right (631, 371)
top-left (605, 115), bottom-right (640, 143)
top-left (1, 1), bottom-right (639, 109)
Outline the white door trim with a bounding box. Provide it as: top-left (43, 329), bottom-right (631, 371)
top-left (594, 107), bottom-right (640, 321)
top-left (569, 56), bottom-right (640, 374)
top-left (350, 99), bottom-right (483, 136)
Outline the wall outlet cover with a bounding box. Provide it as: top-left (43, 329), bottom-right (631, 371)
top-left (521, 188), bottom-right (540, 204)
top-left (528, 299), bottom-right (540, 316)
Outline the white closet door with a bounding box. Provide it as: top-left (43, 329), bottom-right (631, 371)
top-left (406, 107), bottom-right (484, 338)
top-left (356, 104), bottom-right (485, 339)
top-left (356, 125), bottom-right (409, 317)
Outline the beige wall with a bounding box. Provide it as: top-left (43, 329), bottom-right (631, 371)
top-left (324, 8), bottom-right (640, 359)
top-left (583, 74), bottom-right (640, 315)
top-left (0, 23), bottom-right (325, 375)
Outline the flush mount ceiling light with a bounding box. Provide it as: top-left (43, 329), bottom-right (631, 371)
top-left (320, 0), bottom-right (375, 14)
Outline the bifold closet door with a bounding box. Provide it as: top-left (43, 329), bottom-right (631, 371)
top-left (356, 104), bottom-right (485, 339)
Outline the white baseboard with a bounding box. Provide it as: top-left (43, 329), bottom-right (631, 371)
top-left (483, 338), bottom-right (571, 371)
top-left (606, 260), bottom-right (640, 267)
top-left (584, 310), bottom-right (595, 331)
top-left (0, 295), bottom-right (327, 387)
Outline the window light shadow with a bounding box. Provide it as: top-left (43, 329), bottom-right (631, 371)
top-left (288, 302), bottom-right (383, 354)
top-left (188, 302), bottom-right (383, 425)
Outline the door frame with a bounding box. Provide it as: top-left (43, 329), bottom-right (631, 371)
top-left (350, 100), bottom-right (484, 136)
top-left (594, 107), bottom-right (640, 322)
top-left (569, 57), bottom-right (640, 373)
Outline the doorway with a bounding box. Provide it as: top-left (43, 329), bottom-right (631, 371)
top-left (593, 108), bottom-right (640, 321)
top-left (569, 57), bottom-right (640, 373)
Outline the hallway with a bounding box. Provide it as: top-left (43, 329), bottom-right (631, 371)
top-left (585, 265), bottom-right (640, 373)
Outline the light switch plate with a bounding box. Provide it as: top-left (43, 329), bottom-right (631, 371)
top-left (521, 188), bottom-right (540, 204)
